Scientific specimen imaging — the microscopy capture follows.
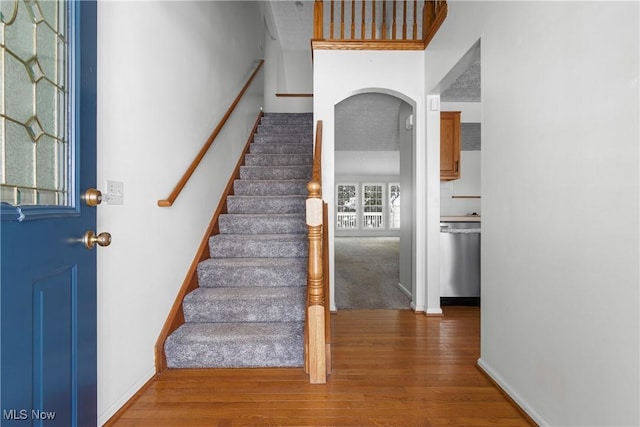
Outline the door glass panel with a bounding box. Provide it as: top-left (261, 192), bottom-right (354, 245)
top-left (1, 0), bottom-right (69, 206)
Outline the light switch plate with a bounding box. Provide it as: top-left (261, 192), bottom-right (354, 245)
top-left (105, 180), bottom-right (124, 205)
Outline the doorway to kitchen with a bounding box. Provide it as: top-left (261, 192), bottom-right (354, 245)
top-left (436, 39), bottom-right (482, 307)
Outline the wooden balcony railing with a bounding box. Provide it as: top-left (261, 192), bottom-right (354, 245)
top-left (312, 0), bottom-right (447, 50)
top-left (305, 120), bottom-right (331, 384)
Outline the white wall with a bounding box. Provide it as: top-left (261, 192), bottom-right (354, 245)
top-left (263, 2), bottom-right (313, 113)
top-left (313, 49), bottom-right (440, 313)
top-left (335, 151), bottom-right (399, 176)
top-left (96, 2), bottom-right (264, 424)
top-left (398, 102), bottom-right (414, 297)
top-left (263, 36), bottom-right (313, 113)
top-left (427, 1), bottom-right (639, 425)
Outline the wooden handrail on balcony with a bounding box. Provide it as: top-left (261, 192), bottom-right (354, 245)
top-left (157, 60), bottom-right (264, 207)
top-left (312, 0), bottom-right (447, 50)
top-left (305, 120), bottom-right (330, 384)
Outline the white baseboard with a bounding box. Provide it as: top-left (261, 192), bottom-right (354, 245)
top-left (411, 302), bottom-right (426, 312)
top-left (426, 307), bottom-right (443, 315)
top-left (397, 282), bottom-right (412, 299)
top-left (477, 358), bottom-right (549, 426)
top-left (98, 367), bottom-right (156, 426)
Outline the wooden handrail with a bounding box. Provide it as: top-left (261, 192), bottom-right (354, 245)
top-left (157, 60), bottom-right (264, 207)
top-left (312, 1), bottom-right (447, 50)
top-left (311, 121), bottom-right (323, 189)
top-left (305, 120), bottom-right (329, 384)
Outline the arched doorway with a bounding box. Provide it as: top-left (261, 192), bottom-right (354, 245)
top-left (333, 91), bottom-right (415, 310)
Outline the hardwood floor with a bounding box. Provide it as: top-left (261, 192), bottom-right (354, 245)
top-left (107, 307), bottom-right (532, 426)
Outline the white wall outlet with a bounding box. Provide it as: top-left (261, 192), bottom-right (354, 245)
top-left (105, 180), bottom-right (124, 205)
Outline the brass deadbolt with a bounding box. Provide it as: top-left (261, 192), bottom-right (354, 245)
top-left (82, 188), bottom-right (103, 207)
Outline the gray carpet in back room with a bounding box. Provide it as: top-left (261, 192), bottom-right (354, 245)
top-left (335, 237), bottom-right (412, 309)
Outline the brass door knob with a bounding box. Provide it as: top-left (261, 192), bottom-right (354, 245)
top-left (82, 188), bottom-right (103, 207)
top-left (83, 230), bottom-right (111, 249)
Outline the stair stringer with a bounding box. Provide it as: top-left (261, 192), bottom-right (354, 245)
top-left (154, 112), bottom-right (263, 373)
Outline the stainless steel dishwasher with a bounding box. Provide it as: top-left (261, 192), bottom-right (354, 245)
top-left (440, 221), bottom-right (481, 303)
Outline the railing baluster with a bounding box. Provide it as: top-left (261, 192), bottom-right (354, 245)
top-left (372, 0), bottom-right (376, 39)
top-left (351, 0), bottom-right (356, 38)
top-left (330, 0), bottom-right (334, 39)
top-left (413, 0), bottom-right (418, 40)
top-left (313, 0), bottom-right (323, 39)
top-left (361, 0), bottom-right (366, 39)
top-left (402, 0), bottom-right (407, 40)
top-left (392, 0), bottom-right (397, 40)
top-left (381, 0), bottom-right (387, 40)
top-left (340, 1), bottom-right (345, 39)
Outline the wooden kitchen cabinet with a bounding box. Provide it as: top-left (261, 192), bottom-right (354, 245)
top-left (440, 111), bottom-right (461, 181)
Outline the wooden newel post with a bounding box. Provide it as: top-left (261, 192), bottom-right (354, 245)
top-left (306, 181), bottom-right (326, 384)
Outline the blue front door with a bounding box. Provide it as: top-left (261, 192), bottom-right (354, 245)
top-left (1, 1), bottom-right (98, 426)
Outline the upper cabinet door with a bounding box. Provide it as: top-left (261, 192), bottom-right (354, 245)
top-left (440, 111), bottom-right (461, 181)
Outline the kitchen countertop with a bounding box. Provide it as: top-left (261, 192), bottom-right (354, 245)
top-left (441, 227), bottom-right (481, 233)
top-left (440, 216), bottom-right (481, 222)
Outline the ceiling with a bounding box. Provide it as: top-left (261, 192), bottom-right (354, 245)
top-left (266, 1), bottom-right (481, 151)
top-left (441, 56), bottom-right (481, 102)
top-left (335, 93), bottom-right (405, 151)
top-left (440, 40), bottom-right (481, 102)
top-left (267, 0), bottom-right (314, 51)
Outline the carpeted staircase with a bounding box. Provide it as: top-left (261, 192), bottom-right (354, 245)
top-left (165, 113), bottom-right (313, 368)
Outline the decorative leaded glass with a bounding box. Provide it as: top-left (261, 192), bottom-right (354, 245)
top-left (1, 0), bottom-right (69, 206)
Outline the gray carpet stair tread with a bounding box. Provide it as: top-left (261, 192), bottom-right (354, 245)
top-left (240, 165), bottom-right (311, 180)
top-left (183, 287), bottom-right (305, 323)
top-left (244, 153), bottom-right (312, 166)
top-left (165, 322), bottom-right (304, 368)
top-left (226, 195), bottom-right (306, 214)
top-left (218, 213), bottom-right (306, 234)
top-left (261, 113), bottom-right (312, 124)
top-left (233, 179), bottom-right (309, 196)
top-left (209, 233), bottom-right (308, 258)
top-left (257, 125), bottom-right (312, 134)
top-left (263, 112), bottom-right (312, 116)
top-left (197, 257), bottom-right (307, 288)
top-left (253, 134), bottom-right (313, 144)
top-left (249, 142), bottom-right (312, 154)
